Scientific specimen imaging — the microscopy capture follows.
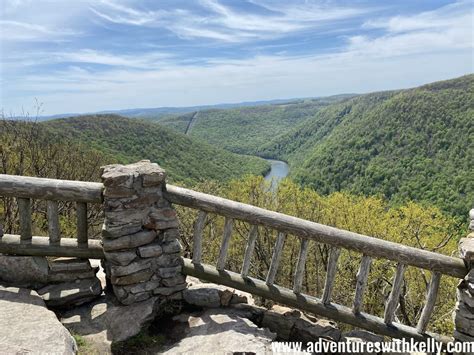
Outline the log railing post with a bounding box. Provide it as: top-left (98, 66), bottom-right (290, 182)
top-left (241, 225), bottom-right (258, 278)
top-left (322, 247), bottom-right (341, 304)
top-left (101, 160), bottom-right (186, 305)
top-left (454, 208), bottom-right (474, 343)
top-left (192, 211), bottom-right (207, 264)
top-left (266, 232), bottom-right (286, 285)
top-left (47, 200), bottom-right (60, 244)
top-left (18, 197), bottom-right (32, 242)
top-left (76, 202), bottom-right (88, 245)
top-left (384, 263), bottom-right (406, 324)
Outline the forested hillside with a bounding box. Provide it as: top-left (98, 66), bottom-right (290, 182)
top-left (158, 95), bottom-right (353, 154)
top-left (43, 115), bottom-right (269, 184)
top-left (268, 75), bottom-right (473, 217)
top-left (157, 75), bottom-right (472, 218)
top-left (4, 75), bottom-right (471, 218)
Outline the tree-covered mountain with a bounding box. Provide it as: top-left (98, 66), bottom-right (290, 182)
top-left (41, 115), bottom-right (269, 184)
top-left (155, 75), bottom-right (473, 217)
top-left (6, 75), bottom-right (471, 218)
top-left (157, 95), bottom-right (354, 155)
top-left (262, 74), bottom-right (474, 217)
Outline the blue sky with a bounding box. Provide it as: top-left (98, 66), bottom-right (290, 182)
top-left (1, 0), bottom-right (473, 115)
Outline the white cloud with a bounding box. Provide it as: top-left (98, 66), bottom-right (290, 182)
top-left (1, 49), bottom-right (175, 74)
top-left (0, 20), bottom-right (80, 41)
top-left (52, 49), bottom-right (173, 69)
top-left (348, 1), bottom-right (473, 57)
top-left (1, 0), bottom-right (472, 114)
top-left (0, 1), bottom-right (89, 42)
top-left (90, 0), bottom-right (372, 43)
top-left (4, 45), bottom-right (472, 115)
top-left (363, 1), bottom-right (472, 33)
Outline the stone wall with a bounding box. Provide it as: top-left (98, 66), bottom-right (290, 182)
top-left (454, 209), bottom-right (474, 343)
top-left (101, 160), bottom-right (186, 306)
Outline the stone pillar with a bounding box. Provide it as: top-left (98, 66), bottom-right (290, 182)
top-left (101, 160), bottom-right (186, 305)
top-left (454, 209), bottom-right (474, 343)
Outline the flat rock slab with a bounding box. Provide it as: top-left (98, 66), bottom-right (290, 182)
top-left (49, 257), bottom-right (93, 272)
top-left (261, 304), bottom-right (341, 342)
top-left (38, 277), bottom-right (102, 308)
top-left (0, 286), bottom-right (76, 354)
top-left (162, 308), bottom-right (276, 354)
top-left (60, 294), bottom-right (159, 346)
top-left (183, 282), bottom-right (254, 308)
top-left (60, 297), bottom-right (113, 354)
top-left (0, 255), bottom-right (48, 288)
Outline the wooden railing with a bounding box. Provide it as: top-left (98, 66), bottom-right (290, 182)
top-left (0, 174), bottom-right (467, 343)
top-left (0, 175), bottom-right (103, 258)
top-left (164, 185), bottom-right (467, 343)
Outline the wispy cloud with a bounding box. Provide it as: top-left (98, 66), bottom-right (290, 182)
top-left (90, 0), bottom-right (372, 43)
top-left (363, 1), bottom-right (472, 33)
top-left (52, 49), bottom-right (173, 69)
top-left (348, 1), bottom-right (473, 57)
top-left (1, 0), bottom-right (472, 115)
top-left (0, 20), bottom-right (80, 41)
top-left (8, 46), bottom-right (471, 115)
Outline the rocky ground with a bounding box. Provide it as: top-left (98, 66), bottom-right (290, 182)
top-left (0, 256), bottom-right (416, 354)
top-left (57, 275), bottom-right (389, 354)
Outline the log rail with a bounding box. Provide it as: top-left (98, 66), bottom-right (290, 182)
top-left (165, 184), bottom-right (466, 343)
top-left (0, 174), bottom-right (467, 343)
top-left (0, 174), bottom-right (101, 255)
top-left (164, 185), bottom-right (466, 279)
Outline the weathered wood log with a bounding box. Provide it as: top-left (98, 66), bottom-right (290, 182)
top-left (241, 225), bottom-right (258, 277)
top-left (0, 234), bottom-right (104, 259)
top-left (192, 211), bottom-right (207, 264)
top-left (353, 255), bottom-right (372, 314)
top-left (47, 200), bottom-right (60, 243)
top-left (416, 272), bottom-right (441, 334)
top-left (384, 263), bottom-right (406, 324)
top-left (76, 202), bottom-right (88, 244)
top-left (165, 185), bottom-right (466, 278)
top-left (293, 238), bottom-right (309, 294)
top-left (266, 232), bottom-right (285, 285)
top-left (322, 247), bottom-right (341, 304)
top-left (182, 258), bottom-right (451, 344)
top-left (0, 174), bottom-right (103, 203)
top-left (216, 217), bottom-right (233, 270)
top-left (18, 198), bottom-right (32, 241)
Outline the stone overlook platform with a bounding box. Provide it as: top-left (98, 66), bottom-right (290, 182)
top-left (0, 160), bottom-right (473, 353)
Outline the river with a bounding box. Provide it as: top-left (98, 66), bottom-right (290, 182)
top-left (264, 159), bottom-right (290, 191)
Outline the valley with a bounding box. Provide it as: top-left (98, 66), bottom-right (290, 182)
top-left (2, 75), bottom-right (472, 219)
top-left (1, 74), bottom-right (472, 339)
top-left (160, 74), bottom-right (474, 219)
top-left (2, 0), bottom-right (473, 349)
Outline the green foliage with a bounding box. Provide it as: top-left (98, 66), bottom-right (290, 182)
top-left (0, 119), bottom-right (107, 237)
top-left (158, 96), bottom-right (351, 155)
top-left (157, 111), bottom-right (196, 133)
top-left (176, 176), bottom-right (462, 335)
top-left (72, 334), bottom-right (99, 355)
top-left (159, 75), bottom-right (472, 218)
top-left (43, 114), bottom-right (270, 185)
top-left (260, 75), bottom-right (473, 218)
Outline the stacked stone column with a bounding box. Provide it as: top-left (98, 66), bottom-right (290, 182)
top-left (454, 209), bottom-right (474, 343)
top-left (101, 160), bottom-right (186, 305)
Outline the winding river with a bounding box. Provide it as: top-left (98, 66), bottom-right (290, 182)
top-left (264, 159), bottom-right (290, 191)
top-left (184, 116), bottom-right (290, 189)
